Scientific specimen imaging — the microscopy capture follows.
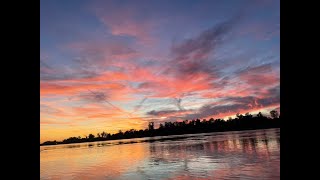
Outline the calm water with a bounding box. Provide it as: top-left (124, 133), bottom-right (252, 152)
top-left (40, 128), bottom-right (280, 180)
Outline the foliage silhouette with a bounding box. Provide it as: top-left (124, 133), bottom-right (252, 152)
top-left (41, 110), bottom-right (280, 146)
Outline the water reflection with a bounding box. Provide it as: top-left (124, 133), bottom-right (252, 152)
top-left (41, 128), bottom-right (280, 180)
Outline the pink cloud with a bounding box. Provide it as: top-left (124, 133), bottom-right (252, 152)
top-left (239, 71), bottom-right (279, 87)
top-left (92, 3), bottom-right (156, 44)
top-left (66, 40), bottom-right (140, 63)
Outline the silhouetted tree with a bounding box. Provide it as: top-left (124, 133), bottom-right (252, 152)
top-left (118, 130), bottom-right (123, 134)
top-left (257, 112), bottom-right (264, 118)
top-left (245, 112), bottom-right (253, 119)
top-left (148, 122), bottom-right (154, 131)
top-left (236, 113), bottom-right (244, 119)
top-left (270, 110), bottom-right (279, 119)
top-left (88, 134), bottom-right (95, 139)
top-left (159, 123), bottom-right (164, 129)
top-left (101, 131), bottom-right (107, 138)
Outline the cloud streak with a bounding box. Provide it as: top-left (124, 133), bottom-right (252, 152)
top-left (166, 16), bottom-right (241, 78)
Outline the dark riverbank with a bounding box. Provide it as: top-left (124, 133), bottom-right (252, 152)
top-left (41, 111), bottom-right (280, 146)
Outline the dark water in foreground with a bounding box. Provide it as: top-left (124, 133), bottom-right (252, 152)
top-left (40, 128), bottom-right (280, 180)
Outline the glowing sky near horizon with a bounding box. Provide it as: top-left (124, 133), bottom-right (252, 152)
top-left (40, 0), bottom-right (280, 142)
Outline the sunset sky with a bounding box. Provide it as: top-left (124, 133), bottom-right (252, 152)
top-left (40, 0), bottom-right (279, 143)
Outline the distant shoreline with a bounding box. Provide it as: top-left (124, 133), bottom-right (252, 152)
top-left (40, 126), bottom-right (280, 147)
top-left (41, 112), bottom-right (280, 146)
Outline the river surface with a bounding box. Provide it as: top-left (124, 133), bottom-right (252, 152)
top-left (40, 128), bottom-right (280, 180)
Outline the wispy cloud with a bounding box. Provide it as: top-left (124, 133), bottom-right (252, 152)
top-left (92, 1), bottom-right (156, 44)
top-left (166, 16), bottom-right (241, 78)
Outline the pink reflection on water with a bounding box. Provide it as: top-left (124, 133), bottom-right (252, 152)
top-left (41, 128), bottom-right (280, 180)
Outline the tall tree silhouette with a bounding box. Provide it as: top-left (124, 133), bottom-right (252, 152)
top-left (148, 122), bottom-right (154, 131)
top-left (257, 112), bottom-right (264, 118)
top-left (88, 134), bottom-right (95, 140)
top-left (270, 110), bottom-right (279, 119)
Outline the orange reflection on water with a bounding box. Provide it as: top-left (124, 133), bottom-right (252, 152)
top-left (41, 142), bottom-right (149, 179)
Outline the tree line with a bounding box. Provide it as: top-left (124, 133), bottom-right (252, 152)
top-left (41, 110), bottom-right (280, 146)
